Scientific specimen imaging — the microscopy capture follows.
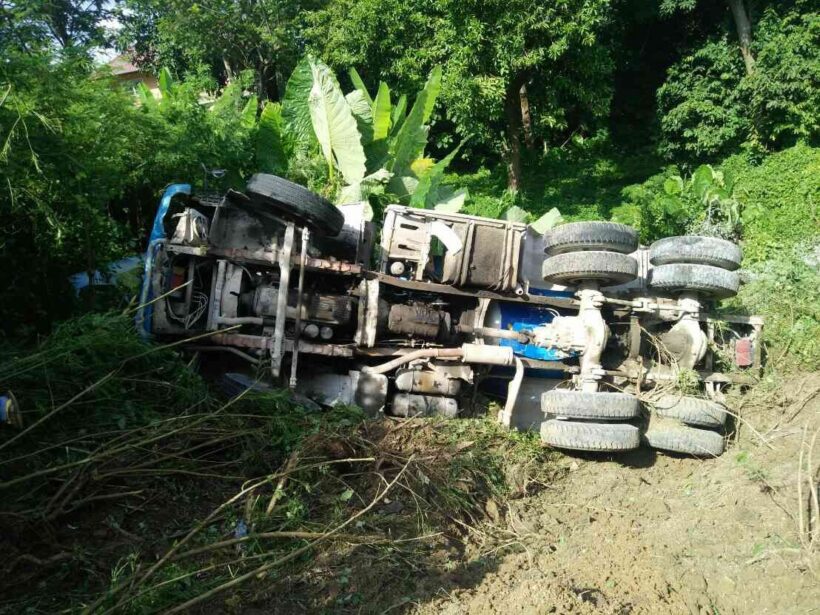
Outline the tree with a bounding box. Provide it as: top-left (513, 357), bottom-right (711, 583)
top-left (657, 2), bottom-right (818, 158)
top-left (727, 0), bottom-right (755, 74)
top-left (1, 0), bottom-right (111, 52)
top-left (661, 0), bottom-right (757, 75)
top-left (115, 0), bottom-right (319, 100)
top-left (306, 0), bottom-right (613, 191)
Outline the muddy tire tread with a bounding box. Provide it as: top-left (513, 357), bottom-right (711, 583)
top-left (649, 263), bottom-right (739, 298)
top-left (649, 236), bottom-right (742, 271)
top-left (542, 390), bottom-right (640, 420)
top-left (543, 222), bottom-right (638, 255)
top-left (644, 425), bottom-right (725, 456)
top-left (540, 420), bottom-right (640, 452)
top-left (542, 251), bottom-right (638, 286)
top-left (653, 394), bottom-right (728, 428)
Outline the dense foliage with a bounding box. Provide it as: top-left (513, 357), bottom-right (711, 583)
top-left (657, 3), bottom-right (819, 160)
top-left (0, 49), bottom-right (254, 335)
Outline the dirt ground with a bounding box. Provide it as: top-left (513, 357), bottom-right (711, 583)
top-left (410, 374), bottom-right (820, 615)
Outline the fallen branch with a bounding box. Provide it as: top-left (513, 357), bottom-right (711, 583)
top-left (162, 455), bottom-right (415, 615)
top-left (88, 456), bottom-right (377, 614)
top-left (170, 530), bottom-right (383, 561)
top-left (266, 451), bottom-right (299, 516)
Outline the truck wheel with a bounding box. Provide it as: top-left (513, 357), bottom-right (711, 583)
top-left (652, 394), bottom-right (728, 428)
top-left (649, 263), bottom-right (739, 298)
top-left (542, 390), bottom-right (640, 420)
top-left (540, 420), bottom-right (640, 452)
top-left (644, 424), bottom-right (725, 457)
top-left (542, 251), bottom-right (637, 286)
top-left (649, 236), bottom-right (742, 271)
top-left (245, 173), bottom-right (344, 236)
top-left (543, 221), bottom-right (638, 256)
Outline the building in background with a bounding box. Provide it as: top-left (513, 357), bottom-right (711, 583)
top-left (107, 54), bottom-right (160, 98)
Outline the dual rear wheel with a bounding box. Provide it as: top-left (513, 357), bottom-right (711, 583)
top-left (539, 390), bottom-right (729, 457)
top-left (542, 222), bottom-right (639, 287)
top-left (541, 222), bottom-right (743, 298)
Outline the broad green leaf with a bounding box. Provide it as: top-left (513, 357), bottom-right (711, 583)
top-left (390, 94), bottom-right (407, 137)
top-left (348, 67), bottom-right (373, 106)
top-left (388, 67), bottom-right (442, 175)
top-left (256, 102), bottom-right (289, 175)
top-left (433, 188), bottom-right (469, 213)
top-left (503, 205), bottom-right (530, 223)
top-left (662, 196), bottom-right (683, 216)
top-left (692, 164), bottom-right (715, 198)
top-left (338, 168), bottom-right (391, 205)
top-left (530, 208), bottom-right (563, 234)
top-left (663, 176), bottom-right (683, 195)
top-left (240, 95), bottom-right (258, 128)
top-left (158, 67), bottom-right (174, 98)
top-left (308, 58), bottom-right (366, 184)
top-left (282, 57), bottom-right (316, 146)
top-left (364, 139), bottom-right (389, 173)
top-left (410, 142), bottom-right (463, 208)
top-left (372, 82), bottom-right (391, 141)
top-left (210, 81), bottom-right (243, 116)
top-left (419, 65), bottom-right (442, 123)
top-left (134, 82), bottom-right (157, 109)
top-left (346, 90), bottom-right (373, 145)
top-left (388, 174), bottom-right (419, 202)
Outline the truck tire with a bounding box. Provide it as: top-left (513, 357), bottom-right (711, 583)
top-left (649, 263), bottom-right (739, 298)
top-left (543, 222), bottom-right (638, 256)
top-left (540, 420), bottom-right (640, 452)
top-left (245, 174), bottom-right (344, 236)
top-left (649, 236), bottom-right (742, 271)
top-left (644, 425), bottom-right (725, 457)
top-left (652, 394), bottom-right (728, 428)
top-left (542, 251), bottom-right (638, 286)
top-left (542, 390), bottom-right (640, 420)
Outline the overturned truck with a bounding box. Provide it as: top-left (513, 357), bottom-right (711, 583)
top-left (138, 175), bottom-right (763, 457)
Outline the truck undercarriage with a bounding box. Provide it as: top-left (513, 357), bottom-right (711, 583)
top-left (138, 175), bottom-right (763, 457)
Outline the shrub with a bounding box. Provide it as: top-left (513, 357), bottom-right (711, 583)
top-left (0, 52), bottom-right (255, 337)
top-left (723, 144), bottom-right (820, 264)
top-left (657, 7), bottom-right (819, 161)
top-left (657, 38), bottom-right (749, 160)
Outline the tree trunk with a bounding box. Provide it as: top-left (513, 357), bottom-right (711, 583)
top-left (222, 57), bottom-right (235, 83)
top-left (503, 80), bottom-right (524, 192)
top-left (520, 83), bottom-right (534, 150)
top-left (727, 0), bottom-right (755, 75)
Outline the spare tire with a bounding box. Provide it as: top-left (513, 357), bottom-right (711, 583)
top-left (649, 263), bottom-right (739, 298)
top-left (542, 251), bottom-right (638, 286)
top-left (543, 221), bottom-right (638, 255)
top-left (649, 236), bottom-right (742, 271)
top-left (542, 390), bottom-right (640, 420)
top-left (245, 174), bottom-right (344, 236)
top-left (540, 420), bottom-right (640, 452)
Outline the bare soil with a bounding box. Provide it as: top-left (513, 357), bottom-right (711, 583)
top-left (413, 374), bottom-right (820, 615)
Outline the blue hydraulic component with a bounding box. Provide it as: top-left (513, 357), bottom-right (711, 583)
top-left (487, 290), bottom-right (579, 362)
top-left (136, 184), bottom-right (192, 338)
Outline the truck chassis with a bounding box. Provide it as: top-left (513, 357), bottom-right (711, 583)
top-left (138, 175), bottom-right (763, 456)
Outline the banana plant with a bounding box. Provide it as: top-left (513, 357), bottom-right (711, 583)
top-left (262, 57), bottom-right (466, 213)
